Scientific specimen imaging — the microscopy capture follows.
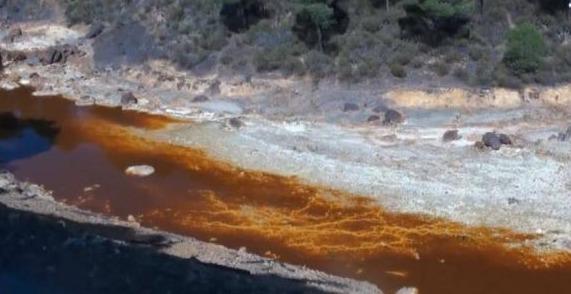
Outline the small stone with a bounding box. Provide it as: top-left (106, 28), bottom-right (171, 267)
top-left (121, 92), bottom-right (138, 105)
top-left (192, 95), bottom-right (209, 102)
top-left (367, 115), bottom-right (380, 122)
top-left (343, 102), bottom-right (359, 112)
top-left (507, 197), bottom-right (521, 205)
top-left (383, 109), bottom-right (404, 125)
top-left (127, 215), bottom-right (137, 222)
top-left (228, 117), bottom-right (243, 129)
top-left (125, 165), bottom-right (155, 177)
top-left (442, 129), bottom-right (461, 142)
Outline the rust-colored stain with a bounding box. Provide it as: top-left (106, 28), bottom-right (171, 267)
top-left (2, 87), bottom-right (571, 294)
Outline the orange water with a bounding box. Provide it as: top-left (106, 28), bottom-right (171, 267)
top-left (2, 87), bottom-right (571, 294)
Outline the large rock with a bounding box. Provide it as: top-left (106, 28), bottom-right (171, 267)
top-left (481, 132), bottom-right (512, 150)
top-left (482, 132), bottom-right (502, 150)
top-left (383, 109), bottom-right (404, 125)
top-left (125, 165), bottom-right (155, 177)
top-left (121, 92), bottom-right (138, 105)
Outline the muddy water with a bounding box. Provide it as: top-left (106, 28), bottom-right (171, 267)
top-left (2, 87), bottom-right (571, 294)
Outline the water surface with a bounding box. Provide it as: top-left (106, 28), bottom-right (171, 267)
top-left (1, 87), bottom-right (571, 294)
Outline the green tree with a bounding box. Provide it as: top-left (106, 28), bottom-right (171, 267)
top-left (503, 23), bottom-right (547, 74)
top-left (296, 0), bottom-right (336, 51)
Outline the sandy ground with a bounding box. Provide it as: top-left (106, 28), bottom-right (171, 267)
top-left (2, 22), bottom-right (571, 254)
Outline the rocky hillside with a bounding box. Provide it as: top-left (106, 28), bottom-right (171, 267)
top-left (2, 0), bottom-right (571, 88)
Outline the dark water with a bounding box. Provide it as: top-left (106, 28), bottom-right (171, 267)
top-left (2, 87), bottom-right (571, 294)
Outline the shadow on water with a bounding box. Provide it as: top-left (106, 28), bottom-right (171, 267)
top-left (2, 87), bottom-right (571, 293)
top-left (0, 112), bottom-right (60, 163)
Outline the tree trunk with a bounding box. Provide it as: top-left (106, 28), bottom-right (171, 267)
top-left (316, 23), bottom-right (324, 52)
top-left (386, 0), bottom-right (390, 11)
top-left (479, 0), bottom-right (484, 16)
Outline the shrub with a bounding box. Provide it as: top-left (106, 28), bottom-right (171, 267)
top-left (503, 23), bottom-right (547, 74)
top-left (305, 50), bottom-right (333, 78)
top-left (389, 63), bottom-right (407, 78)
top-left (430, 61), bottom-right (450, 76)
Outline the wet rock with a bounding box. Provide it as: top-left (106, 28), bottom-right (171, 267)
top-left (192, 95), bottom-right (209, 103)
top-left (121, 92), bottom-right (138, 105)
top-left (4, 27), bottom-right (22, 43)
top-left (343, 102), bottom-right (359, 112)
top-left (85, 23), bottom-right (105, 39)
top-left (367, 115), bottom-right (380, 122)
top-left (125, 165), bottom-right (155, 177)
top-left (442, 129), bottom-right (461, 142)
top-left (383, 109), bottom-right (404, 125)
top-left (228, 117), bottom-right (244, 129)
top-left (482, 132), bottom-right (502, 150)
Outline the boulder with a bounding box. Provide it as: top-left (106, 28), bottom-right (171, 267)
top-left (442, 129), bottom-right (461, 142)
top-left (383, 109), bottom-right (404, 125)
top-left (121, 92), bottom-right (138, 105)
top-left (343, 102), bottom-right (359, 112)
top-left (228, 117), bottom-right (243, 129)
top-left (482, 132), bottom-right (502, 150)
top-left (125, 165), bottom-right (155, 177)
top-left (367, 115), bottom-right (380, 122)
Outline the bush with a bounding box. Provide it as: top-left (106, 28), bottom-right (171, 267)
top-left (305, 50), bottom-right (333, 78)
top-left (503, 23), bottom-right (547, 74)
top-left (389, 63), bottom-right (407, 78)
top-left (430, 61), bottom-right (450, 76)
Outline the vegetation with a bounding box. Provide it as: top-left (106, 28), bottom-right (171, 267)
top-left (503, 23), bottom-right (546, 74)
top-left (58, 0), bottom-right (571, 88)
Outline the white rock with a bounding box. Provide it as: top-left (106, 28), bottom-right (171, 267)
top-left (125, 165), bottom-right (155, 177)
top-left (396, 287), bottom-right (419, 294)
